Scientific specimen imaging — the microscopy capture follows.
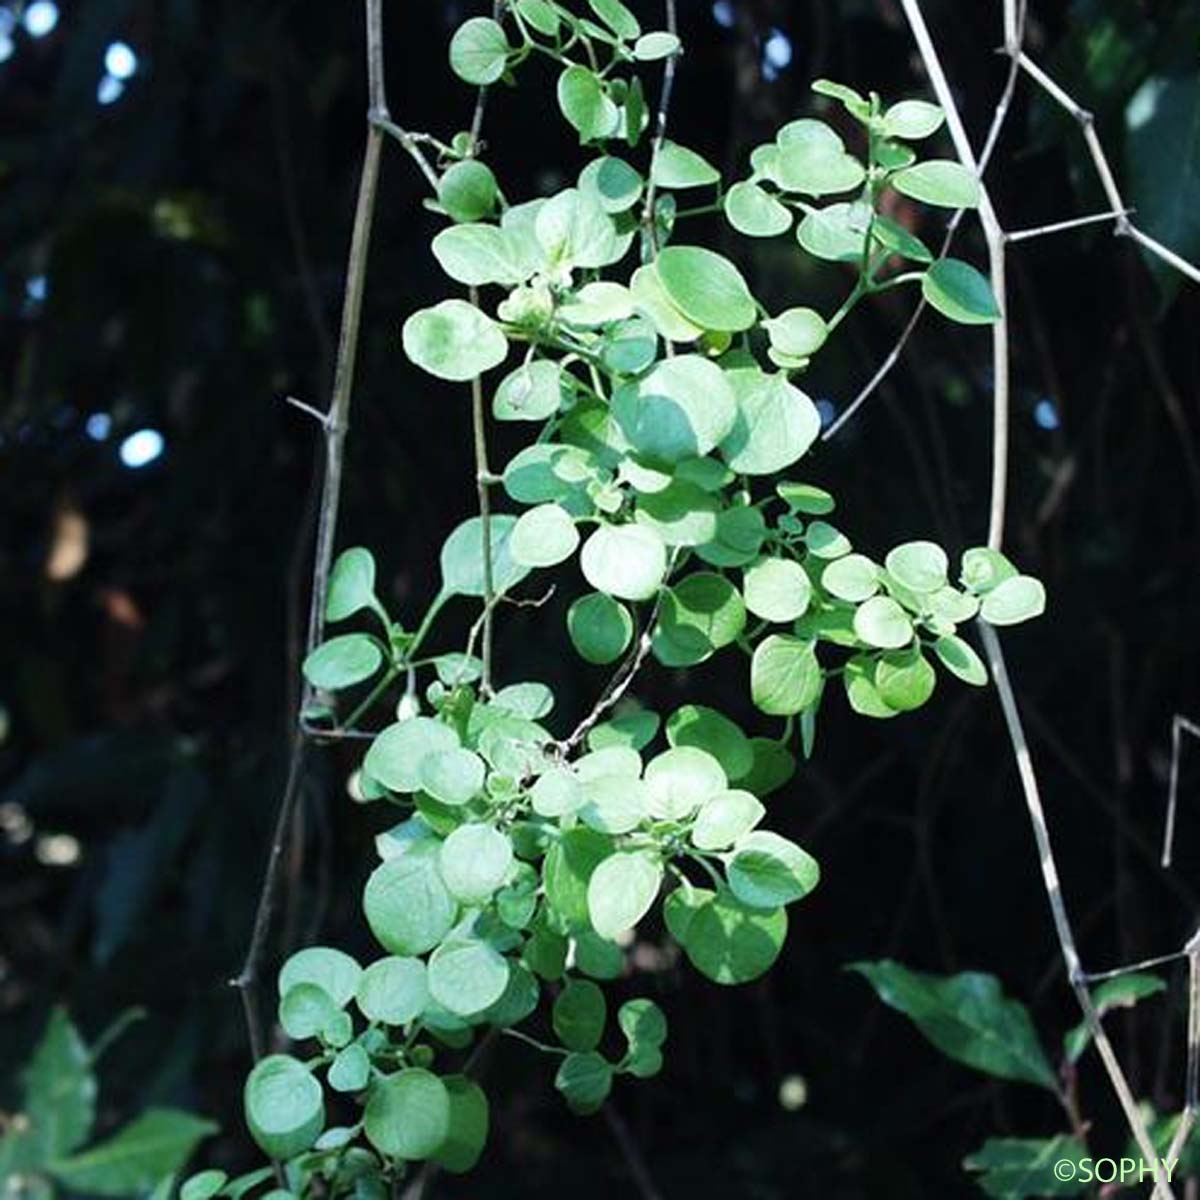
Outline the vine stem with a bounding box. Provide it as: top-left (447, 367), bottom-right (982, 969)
top-left (233, 0), bottom-right (389, 1064)
top-left (470, 285), bottom-right (497, 695)
top-left (639, 0), bottom-right (680, 252)
top-left (897, 1), bottom-right (1178, 1190)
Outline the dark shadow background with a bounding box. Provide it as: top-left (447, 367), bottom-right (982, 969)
top-left (2, 0), bottom-right (1200, 1195)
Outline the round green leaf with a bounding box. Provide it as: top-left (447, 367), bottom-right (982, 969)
top-left (555, 1051), bottom-right (613, 1114)
top-left (493, 360), bottom-right (563, 422)
top-left (433, 1077), bottom-right (490, 1175)
top-left (440, 514), bottom-right (530, 597)
top-left (580, 523), bottom-right (667, 601)
top-left (328, 1044), bottom-right (370, 1093)
top-left (364, 1069), bottom-right (450, 1160)
top-left (934, 633), bottom-right (988, 686)
top-left (922, 258), bottom-right (1000, 325)
top-left (726, 831), bottom-right (820, 909)
top-left (356, 957), bottom-right (430, 1025)
top-left (821, 554), bottom-right (879, 602)
top-left (665, 705), bottom-right (753, 781)
top-left (244, 1055), bottom-right (324, 1161)
top-left (326, 548), bottom-right (376, 622)
top-left (180, 1171), bottom-right (227, 1200)
top-left (579, 156), bottom-right (644, 213)
top-left (645, 745), bottom-right (727, 819)
top-left (844, 654), bottom-right (899, 719)
top-left (552, 980), bottom-right (607, 1051)
top-left (530, 766), bottom-right (584, 818)
top-left (431, 224), bottom-right (526, 287)
top-left (567, 592), bottom-right (634, 664)
top-left (279, 983), bottom-right (336, 1041)
top-left (691, 789), bottom-right (765, 850)
top-left (419, 747), bottom-right (486, 807)
top-left (724, 180), bottom-right (792, 237)
top-left (428, 937), bottom-right (511, 1016)
top-left (544, 827), bottom-right (613, 932)
top-left (891, 160), bottom-right (980, 208)
top-left (961, 546), bottom-right (1018, 594)
top-left (402, 300), bottom-right (508, 381)
top-left (796, 201), bottom-right (870, 262)
top-left (579, 775), bottom-right (650, 834)
top-left (302, 634), bottom-right (382, 691)
top-left (279, 946), bottom-right (362, 1008)
top-left (751, 635), bottom-right (821, 715)
top-left (654, 246), bottom-right (757, 332)
top-left (439, 823), bottom-right (513, 905)
top-left (743, 556), bottom-right (812, 623)
top-left (678, 888), bottom-right (788, 985)
top-left (653, 572), bottom-right (745, 666)
top-left (365, 718), bottom-right (460, 793)
top-left (558, 66), bottom-right (618, 142)
top-left (980, 575), bottom-right (1046, 625)
top-left (363, 841), bottom-right (458, 956)
top-left (437, 160), bottom-right (499, 223)
top-left (720, 369), bottom-right (821, 475)
top-left (651, 139), bottom-right (720, 190)
top-left (510, 503), bottom-right (579, 568)
top-left (630, 264), bottom-right (704, 342)
top-left (587, 851), bottom-right (663, 939)
top-left (633, 30), bottom-right (680, 60)
top-left (885, 541), bottom-right (949, 593)
top-left (882, 99), bottom-right (945, 139)
top-left (449, 17), bottom-right (510, 85)
top-left (875, 650), bottom-right (937, 711)
top-left (853, 596), bottom-right (913, 650)
top-left (763, 307), bottom-right (828, 358)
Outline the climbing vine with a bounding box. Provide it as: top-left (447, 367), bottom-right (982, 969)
top-left (186, 3), bottom-right (1046, 1196)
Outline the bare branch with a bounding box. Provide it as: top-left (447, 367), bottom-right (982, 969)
top-left (1005, 209), bottom-right (1133, 245)
top-left (1163, 715), bottom-right (1200, 868)
top-left (640, 0), bottom-right (680, 252)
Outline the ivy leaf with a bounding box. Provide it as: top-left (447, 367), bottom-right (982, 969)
top-left (437, 160), bottom-right (498, 223)
top-left (671, 886), bottom-right (788, 984)
top-left (922, 259), bottom-right (1001, 325)
top-left (891, 160), bottom-right (980, 209)
top-left (580, 523), bottom-right (667, 601)
top-left (654, 246), bottom-right (758, 332)
top-left (449, 17), bottom-right (510, 86)
top-left (427, 937), bottom-right (510, 1016)
top-left (244, 1056), bottom-right (323, 1160)
top-left (355, 956), bottom-right (430, 1025)
top-left (402, 300), bottom-right (508, 381)
top-left (363, 1069), bottom-right (450, 1160)
top-left (568, 592), bottom-right (634, 664)
top-left (49, 1110), bottom-right (216, 1198)
top-left (848, 961), bottom-right (1058, 1090)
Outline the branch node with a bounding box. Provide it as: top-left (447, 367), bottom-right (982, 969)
top-left (284, 395), bottom-right (332, 427)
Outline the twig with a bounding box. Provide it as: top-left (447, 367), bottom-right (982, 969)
top-left (234, 0), bottom-right (390, 1063)
top-left (371, 115), bottom-right (440, 194)
top-left (640, 0), bottom-right (680, 252)
top-left (1163, 716), bottom-right (1200, 868)
top-left (1083, 949), bottom-right (1189, 984)
top-left (1005, 209), bottom-right (1133, 244)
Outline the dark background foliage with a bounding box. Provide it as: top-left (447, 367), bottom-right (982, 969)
top-left (2, 0), bottom-right (1199, 1194)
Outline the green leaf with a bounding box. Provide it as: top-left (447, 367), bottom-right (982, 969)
top-left (278, 982), bottom-right (336, 1040)
top-left (743, 556), bottom-right (812, 623)
top-left (726, 831), bottom-right (819, 908)
top-left (544, 828), bottom-right (613, 932)
top-left (492, 681), bottom-right (554, 720)
top-left (762, 307), bottom-right (827, 358)
top-left (654, 572), bottom-right (746, 665)
top-left (651, 140), bottom-right (721, 189)
top-left (555, 1052), bottom-right (613, 1114)
top-left (777, 482), bottom-right (834, 514)
top-left (244, 1055), bottom-right (323, 1160)
top-left (493, 360), bottom-right (564, 422)
top-left (587, 852), bottom-right (662, 938)
top-left (553, 980), bottom-right (608, 1052)
top-left (963, 1135), bottom-right (1089, 1198)
top-left (21, 1007), bottom-right (97, 1163)
top-left (363, 841), bottom-right (458, 956)
top-left (419, 747), bottom-right (486, 807)
top-left (885, 541), bottom-right (949, 593)
top-left (440, 514), bottom-right (531, 597)
top-left (180, 1170), bottom-right (227, 1200)
top-left (961, 546), bottom-right (1018, 594)
top-left (588, 709), bottom-right (659, 752)
top-left (579, 156), bottom-right (644, 213)
top-left (773, 120), bottom-right (864, 196)
top-left (875, 649), bottom-right (936, 712)
top-left (326, 548), bottom-right (377, 623)
top-left (720, 369), bottom-right (821, 476)
top-left (535, 187), bottom-right (626, 269)
top-left (796, 201), bottom-right (870, 262)
top-left (922, 259), bottom-right (1000, 325)
top-left (843, 654), bottom-right (899, 720)
top-left (613, 354), bottom-right (737, 463)
top-left (811, 79), bottom-right (870, 121)
top-left (580, 523), bottom-right (667, 601)
top-left (356, 957), bottom-right (430, 1025)
top-left (1064, 973), bottom-right (1166, 1062)
top-left (871, 213), bottom-right (933, 263)
top-left (428, 937), bottom-right (510, 1016)
top-left (438, 823), bottom-right (513, 905)
top-left (645, 745), bottom-right (726, 820)
top-left (402, 300), bottom-right (508, 381)
top-left (431, 224), bottom-right (527, 287)
top-left (365, 717), bottom-right (460, 793)
top-left (980, 576), bottom-right (1046, 626)
top-left (302, 634), bottom-right (382, 691)
top-left (739, 738), bottom-right (797, 797)
top-left (881, 99), bottom-right (945, 140)
top-left (634, 480), bottom-right (719, 548)
top-left (654, 247), bottom-right (757, 332)
top-left (449, 17), bottom-right (510, 86)
top-left (676, 887), bottom-right (788, 984)
top-left (558, 66), bottom-right (618, 142)
top-left (437, 160), bottom-right (499, 223)
top-left (1126, 74), bottom-right (1200, 299)
top-left (822, 554), bottom-right (879, 603)
top-left (328, 1044), bottom-right (371, 1093)
top-left (567, 592), bottom-right (633, 664)
top-left (665, 705), bottom-right (753, 781)
top-left (364, 1069), bottom-right (450, 1160)
top-left (630, 264), bottom-right (705, 342)
top-left (933, 634), bottom-right (988, 686)
top-left (432, 1077), bottom-right (489, 1174)
top-left (510, 503), bottom-right (579, 568)
top-left (278, 946), bottom-right (361, 1008)
top-left (633, 30), bottom-right (680, 60)
top-left (891, 160), bottom-right (980, 208)
top-left (515, 0), bottom-right (559, 36)
top-left (560, 281), bottom-right (633, 327)
top-left (848, 961), bottom-right (1058, 1090)
top-left (691, 790), bottom-right (765, 850)
top-left (751, 635), bottom-right (821, 716)
top-left (49, 1110), bottom-right (215, 1197)
top-left (723, 180), bottom-right (792, 237)
top-left (853, 596), bottom-right (913, 650)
